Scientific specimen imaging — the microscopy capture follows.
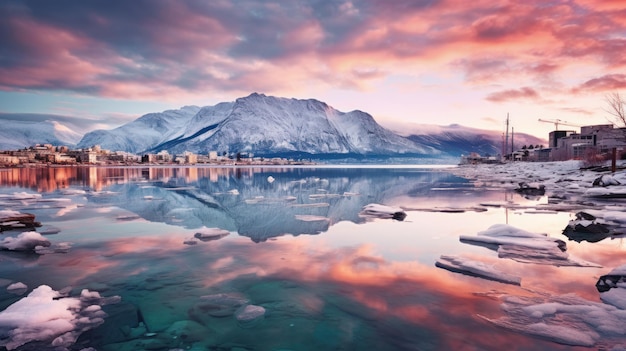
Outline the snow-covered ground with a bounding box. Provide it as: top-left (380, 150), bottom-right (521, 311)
top-left (448, 160), bottom-right (626, 348)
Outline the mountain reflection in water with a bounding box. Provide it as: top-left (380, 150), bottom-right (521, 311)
top-left (0, 166), bottom-right (623, 351)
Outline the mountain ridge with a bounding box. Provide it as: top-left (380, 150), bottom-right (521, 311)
top-left (78, 93), bottom-right (439, 157)
top-left (1, 93), bottom-right (547, 159)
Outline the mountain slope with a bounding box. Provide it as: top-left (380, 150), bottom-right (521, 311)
top-left (382, 122), bottom-right (547, 157)
top-left (74, 93), bottom-right (547, 159)
top-left (0, 120), bottom-right (82, 150)
top-left (77, 106), bottom-right (201, 153)
top-left (79, 93), bottom-right (438, 157)
top-left (167, 93), bottom-right (436, 156)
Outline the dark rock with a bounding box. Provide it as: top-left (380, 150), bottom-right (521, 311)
top-left (596, 274), bottom-right (626, 293)
top-left (575, 211), bottom-right (597, 221)
top-left (562, 211), bottom-right (611, 243)
top-left (514, 182), bottom-right (545, 196)
top-left (0, 212), bottom-right (41, 231)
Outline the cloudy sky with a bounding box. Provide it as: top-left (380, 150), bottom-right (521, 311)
top-left (1, 0), bottom-right (625, 137)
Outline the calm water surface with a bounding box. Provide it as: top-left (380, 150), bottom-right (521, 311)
top-left (0, 166), bottom-right (622, 351)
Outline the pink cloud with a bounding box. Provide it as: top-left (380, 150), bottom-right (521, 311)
top-left (0, 0), bottom-right (625, 102)
top-left (486, 87), bottom-right (540, 102)
top-left (573, 74), bottom-right (626, 93)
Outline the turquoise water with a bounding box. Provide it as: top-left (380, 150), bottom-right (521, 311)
top-left (0, 166), bottom-right (621, 350)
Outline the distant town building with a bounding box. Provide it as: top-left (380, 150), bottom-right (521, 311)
top-left (547, 124), bottom-right (626, 161)
top-left (184, 151), bottom-right (197, 164)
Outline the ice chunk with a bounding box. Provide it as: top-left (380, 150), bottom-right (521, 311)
top-left (193, 227), bottom-right (230, 241)
top-left (359, 203), bottom-right (407, 221)
top-left (234, 304), bottom-right (265, 328)
top-left (6, 282), bottom-right (27, 295)
top-left (601, 288), bottom-right (626, 310)
top-left (480, 292), bottom-right (626, 347)
top-left (0, 231), bottom-right (50, 252)
top-left (593, 175), bottom-right (621, 187)
top-left (0, 285), bottom-right (119, 350)
top-left (461, 224), bottom-right (563, 251)
top-left (597, 264), bottom-right (626, 309)
top-left (460, 224), bottom-right (601, 267)
top-left (435, 255), bottom-right (521, 285)
top-left (585, 186), bottom-right (626, 198)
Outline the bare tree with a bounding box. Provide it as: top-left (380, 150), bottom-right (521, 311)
top-left (605, 92), bottom-right (626, 127)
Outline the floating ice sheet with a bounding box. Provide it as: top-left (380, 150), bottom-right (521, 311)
top-left (359, 203), bottom-right (407, 221)
top-left (0, 231), bottom-right (50, 252)
top-left (460, 224), bottom-right (601, 267)
top-left (435, 255), bottom-right (521, 285)
top-left (480, 292), bottom-right (626, 348)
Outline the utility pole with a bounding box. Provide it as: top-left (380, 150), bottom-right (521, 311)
top-left (504, 113), bottom-right (510, 160)
top-left (511, 127), bottom-right (515, 157)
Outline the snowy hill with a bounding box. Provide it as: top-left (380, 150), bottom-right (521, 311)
top-left (80, 93), bottom-right (438, 157)
top-left (0, 120), bottom-right (82, 150)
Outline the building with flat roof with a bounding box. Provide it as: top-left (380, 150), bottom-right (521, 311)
top-left (548, 124), bottom-right (626, 161)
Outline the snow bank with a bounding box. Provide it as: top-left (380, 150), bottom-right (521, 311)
top-left (0, 285), bottom-right (120, 350)
top-left (435, 255), bottom-right (521, 285)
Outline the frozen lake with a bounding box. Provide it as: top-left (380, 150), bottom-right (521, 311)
top-left (0, 165), bottom-right (623, 350)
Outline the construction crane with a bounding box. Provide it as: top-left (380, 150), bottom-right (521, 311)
top-left (537, 118), bottom-right (580, 130)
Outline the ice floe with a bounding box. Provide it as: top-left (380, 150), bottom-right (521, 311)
top-left (460, 224), bottom-right (601, 267)
top-left (6, 282), bottom-right (27, 295)
top-left (193, 227), bottom-right (230, 241)
top-left (597, 264), bottom-right (626, 309)
top-left (359, 203), bottom-right (407, 221)
top-left (0, 285), bottom-right (120, 350)
top-left (0, 231), bottom-right (50, 252)
top-left (480, 292), bottom-right (626, 347)
top-left (593, 174), bottom-right (621, 187)
top-left (435, 255), bottom-right (521, 285)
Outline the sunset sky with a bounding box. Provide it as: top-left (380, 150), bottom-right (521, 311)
top-left (1, 0), bottom-right (625, 138)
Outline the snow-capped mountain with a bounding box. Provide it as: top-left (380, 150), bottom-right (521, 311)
top-left (79, 93), bottom-right (438, 157)
top-left (78, 106), bottom-right (201, 154)
top-left (382, 122), bottom-right (547, 157)
top-left (0, 120), bottom-right (82, 150)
